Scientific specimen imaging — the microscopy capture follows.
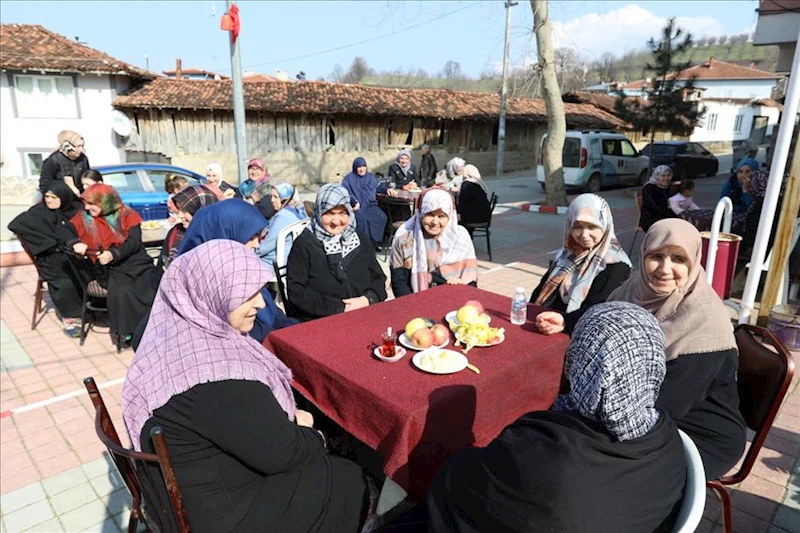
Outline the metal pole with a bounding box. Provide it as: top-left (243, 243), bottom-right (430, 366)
top-left (738, 29), bottom-right (800, 324)
top-left (496, 1), bottom-right (516, 178)
top-left (228, 0), bottom-right (248, 186)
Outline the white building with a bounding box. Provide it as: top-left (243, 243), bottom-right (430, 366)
top-left (614, 58), bottom-right (784, 146)
top-left (0, 24), bottom-right (153, 182)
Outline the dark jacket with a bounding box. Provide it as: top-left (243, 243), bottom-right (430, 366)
top-left (530, 262), bottom-right (631, 334)
top-left (457, 181), bottom-right (491, 225)
top-left (641, 184), bottom-right (675, 232)
top-left (419, 152), bottom-right (438, 187)
top-left (287, 228), bottom-right (387, 321)
top-left (39, 151), bottom-right (90, 195)
top-left (387, 163), bottom-right (419, 189)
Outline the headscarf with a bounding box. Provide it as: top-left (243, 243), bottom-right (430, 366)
top-left (205, 163), bottom-right (223, 184)
top-left (553, 302), bottom-right (666, 442)
top-left (309, 184), bottom-right (360, 258)
top-left (57, 130), bottom-right (83, 156)
top-left (44, 181), bottom-right (83, 221)
top-left (122, 240), bottom-right (296, 451)
top-left (247, 157), bottom-right (270, 183)
top-left (396, 149), bottom-right (412, 174)
top-left (608, 219), bottom-right (736, 360)
top-left (8, 181), bottom-right (83, 256)
top-left (534, 194), bottom-right (631, 312)
top-left (342, 157), bottom-right (379, 209)
top-left (240, 179), bottom-right (275, 220)
top-left (737, 158), bottom-right (769, 198)
top-left (390, 189), bottom-right (478, 292)
top-left (179, 200), bottom-right (268, 255)
top-left (434, 169), bottom-right (449, 185)
top-left (71, 184), bottom-right (142, 252)
top-left (446, 157), bottom-right (466, 179)
top-left (461, 164), bottom-right (488, 194)
top-left (171, 185), bottom-right (219, 216)
top-left (647, 165), bottom-right (672, 189)
top-left (274, 183), bottom-right (304, 215)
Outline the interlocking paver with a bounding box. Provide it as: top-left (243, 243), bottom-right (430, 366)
top-left (2, 500), bottom-right (54, 533)
top-left (20, 519), bottom-right (63, 533)
top-left (77, 518), bottom-right (122, 533)
top-left (88, 472), bottom-right (123, 498)
top-left (0, 482), bottom-right (46, 515)
top-left (57, 500), bottom-right (111, 532)
top-left (40, 466), bottom-right (88, 498)
top-left (49, 482), bottom-right (98, 515)
top-left (774, 506), bottom-right (800, 533)
top-left (80, 457), bottom-right (114, 481)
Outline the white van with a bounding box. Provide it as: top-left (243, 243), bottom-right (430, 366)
top-left (536, 131), bottom-right (650, 193)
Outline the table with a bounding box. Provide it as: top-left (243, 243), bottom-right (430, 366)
top-left (680, 209), bottom-right (746, 234)
top-left (265, 285), bottom-right (570, 501)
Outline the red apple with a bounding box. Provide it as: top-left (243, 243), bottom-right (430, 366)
top-left (431, 324), bottom-right (450, 345)
top-left (464, 300), bottom-right (485, 315)
top-left (412, 328), bottom-right (435, 349)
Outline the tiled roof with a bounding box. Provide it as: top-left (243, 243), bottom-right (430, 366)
top-left (163, 68), bottom-right (229, 79)
top-left (562, 91), bottom-right (648, 114)
top-left (620, 59), bottom-right (781, 89)
top-left (0, 24), bottom-right (155, 78)
top-left (112, 78), bottom-right (626, 128)
top-left (758, 0), bottom-right (800, 14)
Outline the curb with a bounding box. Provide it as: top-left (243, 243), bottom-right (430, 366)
top-left (502, 203), bottom-right (568, 215)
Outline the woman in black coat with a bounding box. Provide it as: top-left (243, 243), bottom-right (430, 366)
top-left (640, 165), bottom-right (676, 231)
top-left (287, 184), bottom-right (387, 322)
top-left (456, 164), bottom-right (491, 231)
top-left (8, 182), bottom-right (84, 335)
top-left (39, 130), bottom-right (90, 196)
top-left (387, 149), bottom-right (419, 190)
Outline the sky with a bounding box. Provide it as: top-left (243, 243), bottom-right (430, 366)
top-left (0, 1), bottom-right (761, 80)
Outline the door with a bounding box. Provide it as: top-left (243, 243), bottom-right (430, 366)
top-left (619, 139), bottom-right (639, 182)
top-left (750, 116), bottom-right (768, 144)
top-left (601, 138), bottom-right (623, 185)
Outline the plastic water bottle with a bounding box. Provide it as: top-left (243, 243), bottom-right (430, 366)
top-left (510, 287), bottom-right (527, 325)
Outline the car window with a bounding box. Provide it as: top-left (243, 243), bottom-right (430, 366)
top-left (561, 138), bottom-right (582, 168)
top-left (146, 170), bottom-right (201, 193)
top-left (100, 171), bottom-right (145, 193)
top-left (621, 140), bottom-right (637, 157)
top-left (602, 139), bottom-right (621, 156)
top-left (647, 144), bottom-right (677, 156)
top-left (693, 143), bottom-right (710, 155)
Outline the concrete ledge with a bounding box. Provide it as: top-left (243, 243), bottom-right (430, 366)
top-left (504, 202), bottom-right (568, 215)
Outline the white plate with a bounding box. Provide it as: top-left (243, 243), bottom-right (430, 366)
top-left (455, 329), bottom-right (505, 348)
top-left (373, 346), bottom-right (407, 363)
top-left (445, 310), bottom-right (491, 329)
top-left (399, 332), bottom-right (449, 351)
top-left (412, 349), bottom-right (468, 375)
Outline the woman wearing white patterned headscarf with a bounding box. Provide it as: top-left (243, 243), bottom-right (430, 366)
top-left (287, 184), bottom-right (387, 321)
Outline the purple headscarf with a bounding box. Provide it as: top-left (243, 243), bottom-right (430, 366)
top-left (122, 239), bottom-right (296, 451)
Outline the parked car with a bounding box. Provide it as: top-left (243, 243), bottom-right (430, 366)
top-left (639, 141), bottom-right (719, 180)
top-left (93, 163), bottom-right (206, 221)
top-left (537, 131), bottom-right (650, 193)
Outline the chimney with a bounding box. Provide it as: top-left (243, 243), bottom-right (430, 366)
top-left (709, 56), bottom-right (715, 68)
top-left (175, 58), bottom-right (182, 80)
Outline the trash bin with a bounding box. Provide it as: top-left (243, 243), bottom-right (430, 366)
top-left (700, 231), bottom-right (742, 300)
top-left (767, 304), bottom-right (800, 351)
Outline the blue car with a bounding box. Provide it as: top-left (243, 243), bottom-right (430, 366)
top-left (93, 163), bottom-right (206, 221)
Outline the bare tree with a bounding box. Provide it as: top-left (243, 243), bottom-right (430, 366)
top-left (441, 60), bottom-right (464, 80)
top-left (328, 64), bottom-right (344, 82)
top-left (593, 52), bottom-right (618, 82)
top-left (532, 0), bottom-right (567, 206)
top-left (696, 36), bottom-right (708, 47)
top-left (718, 35), bottom-right (728, 46)
top-left (342, 57), bottom-right (372, 84)
top-left (707, 36), bottom-right (718, 46)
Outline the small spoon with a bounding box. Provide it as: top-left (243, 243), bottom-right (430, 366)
top-left (465, 362), bottom-right (480, 374)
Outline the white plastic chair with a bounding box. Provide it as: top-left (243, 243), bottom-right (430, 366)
top-left (273, 218), bottom-right (310, 306)
top-left (671, 429), bottom-right (706, 533)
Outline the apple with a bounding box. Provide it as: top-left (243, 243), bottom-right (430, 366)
top-left (464, 300), bottom-right (485, 315)
top-left (405, 317), bottom-right (427, 338)
top-left (412, 328), bottom-right (435, 348)
top-left (431, 324), bottom-right (449, 345)
top-left (456, 305), bottom-right (481, 325)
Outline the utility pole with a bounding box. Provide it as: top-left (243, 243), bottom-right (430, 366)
top-left (496, 1), bottom-right (517, 178)
top-left (227, 0), bottom-right (248, 185)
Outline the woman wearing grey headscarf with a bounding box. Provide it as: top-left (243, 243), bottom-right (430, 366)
top-left (387, 149), bottom-right (419, 190)
top-left (287, 184), bottom-right (387, 321)
top-left (427, 302), bottom-right (686, 533)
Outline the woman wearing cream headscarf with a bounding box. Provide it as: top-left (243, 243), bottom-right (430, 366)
top-left (205, 162), bottom-right (240, 199)
top-left (40, 130), bottom-right (90, 196)
top-left (456, 164), bottom-right (491, 232)
top-left (608, 218), bottom-right (745, 480)
top-left (640, 164), bottom-right (675, 231)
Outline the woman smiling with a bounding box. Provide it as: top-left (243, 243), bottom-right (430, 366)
top-left (608, 218), bottom-right (745, 480)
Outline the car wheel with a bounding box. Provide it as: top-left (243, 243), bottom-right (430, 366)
top-left (637, 169), bottom-right (647, 185)
top-left (584, 174), bottom-right (601, 194)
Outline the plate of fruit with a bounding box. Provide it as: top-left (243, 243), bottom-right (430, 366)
top-left (412, 349), bottom-right (468, 375)
top-left (447, 301), bottom-right (505, 353)
top-left (400, 317), bottom-right (450, 351)
top-left (445, 301), bottom-right (491, 328)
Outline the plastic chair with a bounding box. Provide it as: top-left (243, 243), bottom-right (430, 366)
top-left (84, 377), bottom-right (191, 533)
top-left (15, 237), bottom-right (48, 330)
top-left (381, 195), bottom-right (416, 260)
top-left (627, 190), bottom-right (644, 256)
top-left (272, 218), bottom-right (310, 309)
top-left (743, 218), bottom-right (800, 306)
top-left (671, 429), bottom-right (706, 533)
top-left (64, 251), bottom-right (121, 352)
top-left (462, 192), bottom-right (499, 262)
top-left (706, 324), bottom-right (795, 533)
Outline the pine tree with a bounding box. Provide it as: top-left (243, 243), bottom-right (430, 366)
top-left (614, 18), bottom-right (704, 172)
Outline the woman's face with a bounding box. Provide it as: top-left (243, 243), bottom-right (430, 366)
top-left (66, 141), bottom-right (84, 161)
top-left (205, 169), bottom-right (220, 185)
top-left (228, 290), bottom-right (266, 334)
top-left (85, 201), bottom-right (102, 217)
top-left (321, 205), bottom-right (350, 236)
top-left (270, 189), bottom-right (282, 211)
top-left (422, 209), bottom-right (449, 237)
top-left (81, 177), bottom-right (99, 189)
top-left (657, 171), bottom-right (672, 187)
top-left (178, 210), bottom-right (193, 229)
top-left (245, 233), bottom-right (262, 250)
top-left (44, 191), bottom-right (62, 210)
top-left (399, 154), bottom-right (410, 167)
top-left (737, 165), bottom-right (752, 189)
top-left (644, 245), bottom-right (691, 294)
top-left (570, 220), bottom-right (604, 251)
top-left (248, 165), bottom-right (263, 180)
top-left (356, 166), bottom-right (367, 177)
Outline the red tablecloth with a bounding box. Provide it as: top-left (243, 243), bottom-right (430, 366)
top-left (265, 285), bottom-right (570, 500)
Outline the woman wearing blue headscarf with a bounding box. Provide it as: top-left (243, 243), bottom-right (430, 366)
top-left (257, 183), bottom-right (308, 270)
top-left (720, 158), bottom-right (754, 214)
top-left (341, 157), bottom-right (388, 247)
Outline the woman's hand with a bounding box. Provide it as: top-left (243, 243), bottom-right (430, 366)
top-left (353, 202), bottom-right (361, 211)
top-left (343, 296), bottom-right (369, 312)
top-left (72, 242), bottom-right (88, 255)
top-left (63, 176), bottom-right (80, 196)
top-left (223, 189), bottom-right (236, 199)
top-left (296, 409), bottom-right (314, 428)
top-left (446, 277), bottom-right (465, 285)
top-left (97, 250), bottom-right (114, 265)
top-left (535, 311), bottom-right (565, 335)
top-left (386, 189), bottom-right (399, 197)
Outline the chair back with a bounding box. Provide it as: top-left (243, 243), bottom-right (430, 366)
top-left (383, 196), bottom-right (414, 229)
top-left (635, 190), bottom-right (644, 230)
top-left (273, 260), bottom-right (294, 315)
top-left (64, 251), bottom-right (109, 299)
top-left (16, 237), bottom-right (46, 278)
top-left (721, 324), bottom-right (795, 485)
top-left (487, 192), bottom-right (499, 227)
top-left (275, 218), bottom-right (310, 272)
top-left (671, 429), bottom-right (706, 533)
top-left (84, 377), bottom-right (192, 533)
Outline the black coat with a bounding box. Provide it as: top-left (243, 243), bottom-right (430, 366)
top-left (387, 163), bottom-right (419, 189)
top-left (530, 262), bottom-right (631, 334)
top-left (141, 380), bottom-right (366, 533)
top-left (286, 228), bottom-right (387, 321)
top-left (640, 184), bottom-right (675, 232)
top-left (419, 152), bottom-right (438, 187)
top-left (39, 151), bottom-right (90, 195)
top-left (457, 181), bottom-right (491, 225)
top-left (427, 410), bottom-right (686, 533)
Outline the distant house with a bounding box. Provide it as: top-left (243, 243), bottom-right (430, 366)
top-left (111, 78), bottom-right (625, 183)
top-left (754, 0), bottom-right (800, 73)
top-left (163, 68), bottom-right (229, 81)
top-left (0, 24), bottom-right (154, 182)
top-left (609, 58), bottom-right (784, 148)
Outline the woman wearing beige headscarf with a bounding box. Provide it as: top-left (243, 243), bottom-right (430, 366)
top-left (457, 164), bottom-right (491, 233)
top-left (39, 130), bottom-right (90, 196)
top-left (608, 218), bottom-right (745, 480)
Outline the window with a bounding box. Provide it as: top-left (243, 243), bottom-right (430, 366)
top-left (145, 170), bottom-right (201, 193)
top-left (707, 113), bottom-right (718, 132)
top-left (620, 140), bottom-right (637, 157)
top-left (561, 138), bottom-right (581, 168)
top-left (101, 172), bottom-right (146, 193)
top-left (602, 140), bottom-right (621, 156)
top-left (734, 115), bottom-right (744, 133)
top-left (21, 150), bottom-right (51, 179)
top-left (14, 75), bottom-right (77, 118)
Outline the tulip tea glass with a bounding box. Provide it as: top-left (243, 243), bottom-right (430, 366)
top-left (381, 330), bottom-right (397, 358)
